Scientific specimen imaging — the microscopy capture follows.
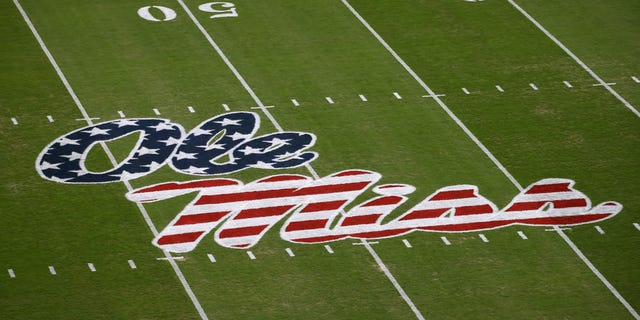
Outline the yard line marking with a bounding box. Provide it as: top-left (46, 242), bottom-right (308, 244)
top-left (325, 96), bottom-right (335, 104)
top-left (517, 231), bottom-right (528, 240)
top-left (595, 226), bottom-right (605, 235)
top-left (495, 85), bottom-right (505, 92)
top-left (478, 234), bottom-right (489, 243)
top-left (529, 83), bottom-right (539, 90)
top-left (157, 256), bottom-right (185, 261)
top-left (87, 263), bottom-right (96, 272)
top-left (353, 241), bottom-right (379, 245)
top-left (153, 108), bottom-right (161, 115)
top-left (344, 1), bottom-right (639, 318)
top-left (127, 260), bottom-right (137, 269)
top-left (441, 236), bottom-right (451, 245)
top-left (402, 239), bottom-right (412, 248)
top-left (632, 76), bottom-right (640, 84)
top-left (393, 91), bottom-right (402, 99)
top-left (222, 103), bottom-right (230, 111)
top-left (324, 244), bottom-right (334, 254)
top-left (634, 223), bottom-right (640, 232)
top-left (47, 115), bottom-right (54, 123)
top-left (188, 106), bottom-right (195, 113)
top-left (48, 266), bottom-right (56, 275)
top-left (509, 0), bottom-right (640, 118)
top-left (75, 117), bottom-right (100, 122)
top-left (422, 94), bottom-right (446, 98)
top-left (359, 94), bottom-right (368, 102)
top-left (11, 117), bottom-right (18, 125)
top-left (462, 87), bottom-right (470, 94)
top-left (14, 2), bottom-right (207, 318)
top-left (592, 82), bottom-right (616, 87)
top-left (563, 81), bottom-right (573, 88)
top-left (117, 110), bottom-right (126, 118)
top-left (179, 1), bottom-right (421, 318)
top-left (207, 253), bottom-right (216, 263)
top-left (247, 251), bottom-right (256, 260)
top-left (285, 248), bottom-right (295, 257)
top-left (291, 98), bottom-right (300, 106)
top-left (250, 105), bottom-right (275, 110)
top-left (8, 269), bottom-right (15, 278)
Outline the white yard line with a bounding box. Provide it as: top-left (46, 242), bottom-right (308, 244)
top-left (176, 1), bottom-right (423, 318)
top-left (508, 0), bottom-right (640, 118)
top-left (342, 1), bottom-right (639, 318)
top-left (13, 1), bottom-right (208, 319)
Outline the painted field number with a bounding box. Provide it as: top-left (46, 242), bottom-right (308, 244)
top-left (138, 2), bottom-right (237, 22)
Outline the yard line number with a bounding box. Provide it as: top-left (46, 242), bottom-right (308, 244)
top-left (137, 2), bottom-right (237, 22)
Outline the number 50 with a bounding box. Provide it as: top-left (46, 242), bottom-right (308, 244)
top-left (137, 2), bottom-right (238, 22)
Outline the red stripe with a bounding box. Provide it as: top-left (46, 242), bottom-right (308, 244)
top-left (175, 211), bottom-right (230, 225)
top-left (506, 198), bottom-right (587, 212)
top-left (234, 205), bottom-right (295, 219)
top-left (285, 219), bottom-right (328, 231)
top-left (290, 235), bottom-right (346, 243)
top-left (431, 189), bottom-right (476, 200)
top-left (218, 225), bottom-right (268, 238)
top-left (455, 204), bottom-right (495, 215)
top-left (400, 208), bottom-right (448, 220)
top-left (334, 170), bottom-right (371, 177)
top-left (257, 175), bottom-right (308, 183)
top-left (300, 200), bottom-right (347, 213)
top-left (134, 179), bottom-right (237, 194)
top-left (296, 181), bottom-right (371, 196)
top-left (362, 196), bottom-right (402, 207)
top-left (157, 231), bottom-right (204, 245)
top-left (553, 199), bottom-right (588, 208)
top-left (526, 183), bottom-right (571, 194)
top-left (341, 214), bottom-right (381, 226)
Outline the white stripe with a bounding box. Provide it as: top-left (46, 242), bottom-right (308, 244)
top-left (402, 239), bottom-right (412, 248)
top-left (246, 251), bottom-right (256, 260)
top-left (593, 82), bottom-right (616, 87)
top-left (88, 263), bottom-right (96, 272)
top-left (285, 247), bottom-right (295, 257)
top-left (222, 103), bottom-right (230, 111)
top-left (47, 115), bottom-right (54, 122)
top-left (595, 226), bottom-right (605, 235)
top-left (188, 106), bottom-right (196, 113)
top-left (359, 94), bottom-right (368, 102)
top-left (517, 231), bottom-right (528, 240)
top-left (478, 234), bottom-right (489, 243)
top-left (462, 87), bottom-right (470, 95)
top-left (393, 91), bottom-right (402, 99)
top-left (324, 244), bottom-right (334, 254)
top-left (128, 260), bottom-right (137, 269)
top-left (440, 236), bottom-right (451, 245)
top-left (153, 108), bottom-right (161, 115)
top-left (48, 266), bottom-right (56, 275)
top-left (11, 117), bottom-right (18, 125)
top-left (291, 99), bottom-right (300, 106)
top-left (508, 0), bottom-right (639, 118)
top-left (8, 269), bottom-right (15, 278)
top-left (563, 81), bottom-right (573, 88)
top-left (529, 83), bottom-right (539, 90)
top-left (496, 85), bottom-right (505, 92)
top-left (325, 96), bottom-right (335, 104)
top-left (12, 2), bottom-right (208, 318)
top-left (118, 110), bottom-right (126, 118)
top-left (632, 76), bottom-right (640, 84)
top-left (207, 254), bottom-right (216, 263)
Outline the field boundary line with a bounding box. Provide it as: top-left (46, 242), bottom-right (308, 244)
top-left (508, 0), bottom-right (640, 118)
top-left (341, 0), bottom-right (639, 318)
top-left (12, 1), bottom-right (209, 319)
top-left (175, 1), bottom-right (424, 319)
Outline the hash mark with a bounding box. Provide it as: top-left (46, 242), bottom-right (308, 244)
top-left (393, 92), bottom-right (402, 99)
top-left (87, 263), bottom-right (96, 272)
top-left (634, 223), bottom-right (640, 232)
top-left (592, 82), bottom-right (616, 87)
top-left (128, 259), bottom-right (137, 269)
top-left (529, 83), bottom-right (539, 90)
top-left (495, 85), bottom-right (505, 92)
top-left (8, 269), bottom-right (15, 278)
top-left (462, 87), bottom-right (470, 95)
top-left (517, 231), bottom-right (528, 240)
top-left (632, 76), bottom-right (640, 83)
top-left (441, 236), bottom-right (451, 245)
top-left (324, 245), bottom-right (334, 254)
top-left (479, 234), bottom-right (489, 243)
top-left (325, 96), bottom-right (334, 104)
top-left (291, 99), bottom-right (300, 107)
top-left (47, 115), bottom-right (54, 123)
top-left (117, 110), bottom-right (126, 118)
top-left (563, 81), bottom-right (573, 88)
top-left (359, 94), bottom-right (368, 102)
top-left (285, 248), bottom-right (295, 257)
top-left (222, 103), bottom-right (230, 111)
top-left (48, 266), bottom-right (57, 275)
top-left (153, 108), bottom-right (161, 115)
top-left (188, 106), bottom-right (195, 113)
top-left (11, 117), bottom-right (18, 125)
top-left (207, 253), bottom-right (216, 263)
top-left (247, 251), bottom-right (256, 260)
top-left (402, 239), bottom-right (412, 248)
top-left (595, 226), bottom-right (605, 235)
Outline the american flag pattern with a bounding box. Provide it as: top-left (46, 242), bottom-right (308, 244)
top-left (127, 170), bottom-right (622, 252)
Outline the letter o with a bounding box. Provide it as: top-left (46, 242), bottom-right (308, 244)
top-left (137, 6), bottom-right (177, 22)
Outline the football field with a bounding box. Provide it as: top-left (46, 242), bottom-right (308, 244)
top-left (1, 0), bottom-right (639, 319)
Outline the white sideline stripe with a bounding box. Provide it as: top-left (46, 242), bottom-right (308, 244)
top-left (47, 115), bottom-right (54, 123)
top-left (13, 2), bottom-right (208, 318)
top-left (462, 87), bottom-right (470, 94)
top-left (8, 269), bottom-right (15, 278)
top-left (595, 226), bottom-right (605, 235)
top-left (11, 117), bottom-right (18, 125)
top-left (509, 0), bottom-right (639, 118)
top-left (117, 110), bottom-right (126, 118)
top-left (359, 94), bottom-right (368, 102)
top-left (222, 103), bottom-right (230, 111)
top-left (324, 244), bottom-right (334, 254)
top-left (441, 236), bottom-right (451, 245)
top-left (285, 248), bottom-right (295, 257)
top-left (402, 239), bottom-right (412, 248)
top-left (188, 106), bottom-right (195, 113)
top-left (495, 85), bottom-right (505, 92)
top-left (478, 234), bottom-right (489, 243)
top-left (88, 263), bottom-right (96, 272)
top-left (179, 1), bottom-right (421, 318)
top-left (634, 223), bottom-right (640, 232)
top-left (529, 83), bottom-right (539, 90)
top-left (325, 96), bottom-right (335, 104)
top-left (153, 108), bottom-right (161, 115)
top-left (48, 266), bottom-right (56, 275)
top-left (393, 91), bottom-right (402, 99)
top-left (517, 231), bottom-right (528, 240)
top-left (207, 254), bottom-right (216, 263)
top-left (632, 76), bottom-right (640, 84)
top-left (343, 1), bottom-right (639, 318)
top-left (128, 260), bottom-right (137, 269)
top-left (291, 99), bottom-right (300, 106)
top-left (563, 81), bottom-right (573, 88)
top-left (247, 251), bottom-right (256, 260)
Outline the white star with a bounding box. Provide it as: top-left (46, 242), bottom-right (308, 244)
top-left (229, 132), bottom-right (251, 141)
top-left (113, 119), bottom-right (138, 127)
top-left (238, 146), bottom-right (262, 155)
top-left (159, 136), bottom-right (182, 146)
top-left (150, 122), bottom-right (175, 131)
top-left (142, 161), bottom-right (163, 171)
top-left (49, 176), bottom-right (71, 182)
top-left (57, 137), bottom-right (80, 146)
top-left (110, 170), bottom-right (146, 180)
top-left (190, 128), bottom-right (212, 136)
top-left (275, 151), bottom-right (304, 161)
top-left (182, 166), bottom-right (208, 174)
top-left (213, 118), bottom-right (241, 126)
top-left (250, 161), bottom-right (275, 169)
top-left (136, 147), bottom-right (159, 156)
top-left (265, 137), bottom-right (291, 146)
top-left (39, 161), bottom-right (62, 170)
top-left (61, 152), bottom-right (84, 161)
top-left (83, 127), bottom-right (110, 136)
top-left (174, 151), bottom-right (198, 160)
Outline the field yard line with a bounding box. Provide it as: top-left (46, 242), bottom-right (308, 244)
top-left (176, 1), bottom-right (424, 318)
top-left (508, 0), bottom-right (640, 118)
top-left (342, 0), bottom-right (640, 318)
top-left (13, 1), bottom-right (209, 319)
